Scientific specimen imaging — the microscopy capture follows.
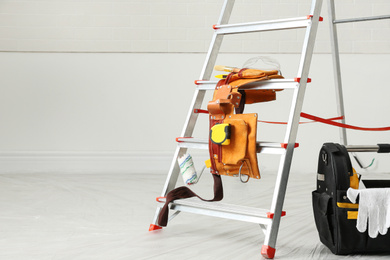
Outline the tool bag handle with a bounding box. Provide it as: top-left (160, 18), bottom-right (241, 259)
top-left (345, 144), bottom-right (390, 153)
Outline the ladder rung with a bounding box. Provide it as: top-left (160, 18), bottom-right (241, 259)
top-left (213, 16), bottom-right (310, 35)
top-left (195, 79), bottom-right (299, 91)
top-left (159, 198), bottom-right (273, 225)
top-left (176, 138), bottom-right (286, 154)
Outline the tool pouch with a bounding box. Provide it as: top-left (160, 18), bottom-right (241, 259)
top-left (210, 113), bottom-right (259, 179)
top-left (208, 68), bottom-right (283, 180)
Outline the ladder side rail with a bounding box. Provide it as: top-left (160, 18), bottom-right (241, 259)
top-left (328, 0), bottom-right (348, 145)
top-left (263, 0), bottom-right (323, 250)
top-left (151, 146), bottom-right (187, 225)
top-left (334, 14), bottom-right (390, 24)
top-left (183, 0), bottom-right (235, 139)
top-left (150, 0), bottom-right (236, 227)
top-left (198, 0), bottom-right (235, 81)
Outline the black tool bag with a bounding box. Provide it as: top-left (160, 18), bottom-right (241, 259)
top-left (312, 142), bottom-right (390, 255)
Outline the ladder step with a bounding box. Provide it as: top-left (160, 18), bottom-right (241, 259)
top-left (195, 79), bottom-right (299, 91)
top-left (159, 198), bottom-right (273, 225)
top-left (213, 16), bottom-right (310, 35)
top-left (176, 138), bottom-right (286, 154)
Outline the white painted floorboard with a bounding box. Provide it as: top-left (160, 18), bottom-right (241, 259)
top-left (0, 172), bottom-right (388, 260)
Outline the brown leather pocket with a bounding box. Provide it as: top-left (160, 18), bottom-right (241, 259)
top-left (223, 159), bottom-right (253, 177)
top-left (219, 113), bottom-right (260, 180)
top-left (221, 118), bottom-right (248, 165)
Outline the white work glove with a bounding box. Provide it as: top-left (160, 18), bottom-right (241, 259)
top-left (347, 188), bottom-right (390, 238)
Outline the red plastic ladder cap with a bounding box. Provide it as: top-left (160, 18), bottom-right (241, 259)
top-left (261, 245), bottom-right (276, 259)
top-left (175, 137), bottom-right (193, 142)
top-left (306, 15), bottom-right (324, 21)
top-left (281, 143), bottom-right (299, 149)
top-left (149, 224), bottom-right (162, 231)
top-left (267, 211), bottom-right (286, 219)
top-left (294, 77), bottom-right (311, 83)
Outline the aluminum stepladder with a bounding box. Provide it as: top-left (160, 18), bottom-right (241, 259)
top-left (327, 0), bottom-right (390, 169)
top-left (327, 0), bottom-right (390, 148)
top-left (150, 0), bottom-right (323, 258)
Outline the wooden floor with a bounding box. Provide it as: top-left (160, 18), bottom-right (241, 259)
top-left (0, 171), bottom-right (389, 260)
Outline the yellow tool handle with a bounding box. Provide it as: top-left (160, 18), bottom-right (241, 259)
top-left (215, 74), bottom-right (227, 79)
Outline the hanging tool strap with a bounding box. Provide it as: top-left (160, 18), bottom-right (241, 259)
top-left (157, 174), bottom-right (223, 227)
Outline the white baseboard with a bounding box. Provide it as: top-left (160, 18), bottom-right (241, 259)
top-left (0, 151), bottom-right (180, 174)
top-left (0, 151), bottom-right (281, 174)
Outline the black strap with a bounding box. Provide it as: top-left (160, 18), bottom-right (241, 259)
top-left (157, 174), bottom-right (223, 227)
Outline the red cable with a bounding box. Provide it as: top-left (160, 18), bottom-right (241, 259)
top-left (198, 108), bottom-right (390, 131)
top-left (301, 112), bottom-right (390, 131)
top-left (258, 116), bottom-right (344, 125)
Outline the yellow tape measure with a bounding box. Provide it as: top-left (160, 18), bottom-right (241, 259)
top-left (210, 123), bottom-right (231, 145)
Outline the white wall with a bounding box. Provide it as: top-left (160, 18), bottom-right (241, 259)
top-left (0, 0), bottom-right (389, 53)
top-left (0, 0), bottom-right (389, 174)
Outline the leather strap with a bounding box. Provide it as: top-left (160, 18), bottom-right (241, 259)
top-left (157, 174), bottom-right (223, 227)
top-left (157, 120), bottom-right (224, 227)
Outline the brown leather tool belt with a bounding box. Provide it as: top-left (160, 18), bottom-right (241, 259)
top-left (157, 68), bottom-right (283, 227)
top-left (208, 68), bottom-right (284, 180)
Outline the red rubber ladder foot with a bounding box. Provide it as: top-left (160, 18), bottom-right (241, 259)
top-left (149, 224), bottom-right (162, 232)
top-left (261, 245), bottom-right (276, 259)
